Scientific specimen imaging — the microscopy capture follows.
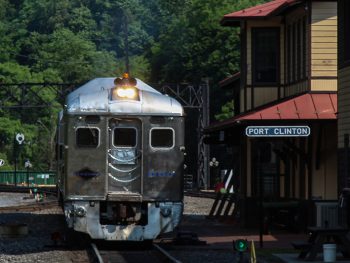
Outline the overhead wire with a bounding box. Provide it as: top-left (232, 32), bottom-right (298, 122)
top-left (5, 50), bottom-right (91, 65)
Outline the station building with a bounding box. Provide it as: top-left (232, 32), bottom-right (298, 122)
top-left (206, 0), bottom-right (340, 229)
top-left (337, 0), bottom-right (350, 193)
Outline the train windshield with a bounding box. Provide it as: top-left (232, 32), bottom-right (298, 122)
top-left (150, 128), bottom-right (174, 148)
top-left (76, 128), bottom-right (99, 147)
top-left (113, 128), bottom-right (137, 147)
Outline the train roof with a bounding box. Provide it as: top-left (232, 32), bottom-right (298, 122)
top-left (66, 78), bottom-right (184, 116)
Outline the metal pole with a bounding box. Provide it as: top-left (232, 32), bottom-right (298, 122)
top-left (203, 79), bottom-right (210, 189)
top-left (14, 158), bottom-right (17, 186)
top-left (197, 79), bottom-right (210, 189)
top-left (13, 134), bottom-right (17, 187)
top-left (124, 10), bottom-right (130, 74)
top-left (26, 166), bottom-right (29, 187)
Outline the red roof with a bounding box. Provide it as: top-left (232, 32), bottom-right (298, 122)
top-left (221, 0), bottom-right (301, 26)
top-left (206, 93), bottom-right (337, 132)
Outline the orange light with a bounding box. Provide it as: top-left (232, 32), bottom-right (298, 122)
top-left (123, 72), bottom-right (129, 79)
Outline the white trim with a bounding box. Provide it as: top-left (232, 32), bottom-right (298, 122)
top-left (149, 127), bottom-right (175, 150)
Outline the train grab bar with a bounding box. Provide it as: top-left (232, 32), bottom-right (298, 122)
top-left (108, 163), bottom-right (139, 173)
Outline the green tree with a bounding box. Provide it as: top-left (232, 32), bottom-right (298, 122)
top-left (214, 100), bottom-right (235, 121)
top-left (37, 28), bottom-right (116, 83)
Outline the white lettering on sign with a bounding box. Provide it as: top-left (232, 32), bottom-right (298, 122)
top-left (245, 126), bottom-right (310, 137)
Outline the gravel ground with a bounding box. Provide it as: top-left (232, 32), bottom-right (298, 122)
top-left (0, 193), bottom-right (270, 263)
top-left (183, 195), bottom-right (215, 216)
top-left (167, 195), bottom-right (240, 263)
top-left (0, 193), bottom-right (89, 263)
top-left (0, 192), bottom-right (37, 207)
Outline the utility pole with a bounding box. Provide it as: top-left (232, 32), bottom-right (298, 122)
top-left (124, 9), bottom-right (130, 74)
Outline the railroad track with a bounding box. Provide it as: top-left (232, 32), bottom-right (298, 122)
top-left (0, 200), bottom-right (58, 213)
top-left (90, 242), bottom-right (181, 263)
top-left (0, 185), bottom-right (57, 195)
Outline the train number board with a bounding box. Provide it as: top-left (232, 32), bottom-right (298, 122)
top-left (245, 126), bottom-right (310, 137)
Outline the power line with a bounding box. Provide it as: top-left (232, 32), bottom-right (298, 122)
top-left (6, 50), bottom-right (91, 65)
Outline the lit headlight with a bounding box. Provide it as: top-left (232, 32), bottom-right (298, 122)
top-left (75, 206), bottom-right (86, 217)
top-left (116, 87), bottom-right (137, 99)
top-left (112, 87), bottom-right (139, 101)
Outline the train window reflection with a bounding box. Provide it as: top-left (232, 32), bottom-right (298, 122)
top-left (114, 128), bottom-right (136, 147)
top-left (76, 128), bottom-right (99, 147)
top-left (151, 128), bottom-right (174, 148)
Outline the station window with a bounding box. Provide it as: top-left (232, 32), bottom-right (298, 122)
top-left (114, 128), bottom-right (137, 147)
top-left (252, 28), bottom-right (279, 85)
top-left (76, 128), bottom-right (99, 147)
top-left (150, 128), bottom-right (174, 148)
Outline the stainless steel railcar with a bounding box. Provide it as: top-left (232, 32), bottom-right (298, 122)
top-left (57, 75), bottom-right (185, 241)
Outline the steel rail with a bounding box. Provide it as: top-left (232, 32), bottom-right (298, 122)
top-left (0, 200), bottom-right (58, 213)
top-left (153, 243), bottom-right (182, 263)
top-left (90, 242), bottom-right (182, 263)
top-left (90, 243), bottom-right (104, 263)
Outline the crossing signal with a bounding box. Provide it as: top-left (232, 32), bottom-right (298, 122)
top-left (234, 239), bottom-right (248, 252)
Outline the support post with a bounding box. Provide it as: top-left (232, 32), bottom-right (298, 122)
top-left (258, 142), bottom-right (264, 248)
top-left (197, 79), bottom-right (210, 189)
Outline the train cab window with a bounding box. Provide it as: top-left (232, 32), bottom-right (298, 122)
top-left (114, 128), bottom-right (137, 147)
top-left (76, 128), bottom-right (99, 147)
top-left (150, 128), bottom-right (174, 148)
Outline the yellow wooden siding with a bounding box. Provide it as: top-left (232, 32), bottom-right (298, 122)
top-left (311, 79), bottom-right (337, 91)
top-left (240, 87), bottom-right (245, 113)
top-left (338, 67), bottom-right (350, 147)
top-left (244, 87), bottom-right (279, 111)
top-left (311, 30), bottom-right (337, 37)
top-left (253, 87), bottom-right (278, 108)
top-left (246, 87), bottom-right (252, 110)
top-left (312, 70), bottom-right (337, 77)
top-left (312, 1), bottom-right (338, 9)
top-left (313, 53), bottom-right (338, 59)
top-left (312, 19), bottom-right (337, 26)
top-left (311, 2), bottom-right (338, 83)
top-left (312, 36), bottom-right (337, 43)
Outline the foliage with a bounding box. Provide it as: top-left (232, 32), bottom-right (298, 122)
top-left (215, 100), bottom-right (235, 121)
top-left (0, 0), bottom-right (268, 170)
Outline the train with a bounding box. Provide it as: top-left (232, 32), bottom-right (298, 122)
top-left (56, 74), bottom-right (185, 241)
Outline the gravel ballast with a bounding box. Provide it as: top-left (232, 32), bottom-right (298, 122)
top-left (0, 192), bottom-right (275, 263)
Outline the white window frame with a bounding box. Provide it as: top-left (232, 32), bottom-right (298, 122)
top-left (149, 127), bottom-right (175, 150)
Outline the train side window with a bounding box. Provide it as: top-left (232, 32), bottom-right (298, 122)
top-left (76, 128), bottom-right (99, 148)
top-left (150, 128), bottom-right (174, 149)
top-left (114, 128), bottom-right (137, 147)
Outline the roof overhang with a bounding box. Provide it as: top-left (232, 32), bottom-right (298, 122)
top-left (206, 92), bottom-right (337, 133)
top-left (219, 72), bottom-right (241, 89)
top-left (221, 0), bottom-right (303, 27)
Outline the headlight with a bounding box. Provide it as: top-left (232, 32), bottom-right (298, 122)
top-left (116, 87), bottom-right (137, 99)
top-left (75, 206), bottom-right (86, 217)
top-left (112, 87), bottom-right (139, 101)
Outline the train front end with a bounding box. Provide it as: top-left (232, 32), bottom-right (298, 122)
top-left (57, 76), bottom-right (185, 241)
